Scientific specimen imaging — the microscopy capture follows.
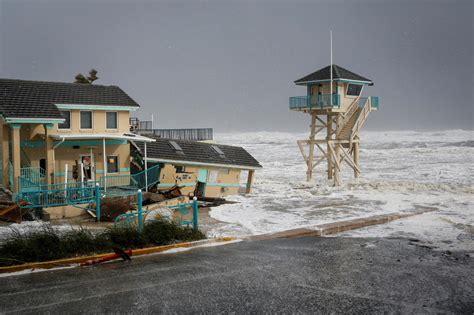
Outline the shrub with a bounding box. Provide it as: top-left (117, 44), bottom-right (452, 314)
top-left (0, 220), bottom-right (205, 267)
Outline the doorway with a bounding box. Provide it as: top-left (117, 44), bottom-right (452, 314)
top-left (195, 169), bottom-right (208, 198)
top-left (80, 154), bottom-right (95, 181)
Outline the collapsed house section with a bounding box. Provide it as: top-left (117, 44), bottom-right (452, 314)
top-left (132, 138), bottom-right (262, 199)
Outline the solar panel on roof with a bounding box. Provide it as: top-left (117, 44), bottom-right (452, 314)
top-left (211, 145), bottom-right (224, 155)
top-left (211, 145), bottom-right (226, 158)
top-left (169, 141), bottom-right (183, 151)
top-left (169, 141), bottom-right (185, 156)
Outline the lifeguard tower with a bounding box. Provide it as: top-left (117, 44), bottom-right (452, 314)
top-left (289, 64), bottom-right (379, 185)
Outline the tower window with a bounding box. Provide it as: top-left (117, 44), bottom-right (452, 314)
top-left (346, 84), bottom-right (363, 96)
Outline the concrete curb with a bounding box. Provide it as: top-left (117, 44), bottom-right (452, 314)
top-left (0, 237), bottom-right (237, 274)
top-left (246, 208), bottom-right (435, 241)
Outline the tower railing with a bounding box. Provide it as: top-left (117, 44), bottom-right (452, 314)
top-left (289, 94), bottom-right (340, 110)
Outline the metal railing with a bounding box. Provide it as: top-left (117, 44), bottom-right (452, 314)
top-left (99, 164), bottom-right (161, 193)
top-left (18, 176), bottom-right (41, 192)
top-left (17, 181), bottom-right (99, 208)
top-left (358, 97), bottom-right (369, 108)
top-left (370, 96), bottom-right (379, 110)
top-left (139, 128), bottom-right (214, 141)
top-left (20, 167), bottom-right (46, 185)
top-left (289, 94), bottom-right (340, 110)
top-left (114, 194), bottom-right (199, 231)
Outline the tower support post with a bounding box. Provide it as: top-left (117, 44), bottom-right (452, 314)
top-left (326, 114), bottom-right (333, 180)
top-left (306, 112), bottom-right (317, 181)
top-left (333, 142), bottom-right (341, 186)
top-left (353, 141), bottom-right (360, 178)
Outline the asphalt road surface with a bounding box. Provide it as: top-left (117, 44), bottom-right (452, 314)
top-left (1, 237), bottom-right (473, 314)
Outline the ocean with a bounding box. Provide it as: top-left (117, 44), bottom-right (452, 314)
top-left (209, 130), bottom-right (473, 247)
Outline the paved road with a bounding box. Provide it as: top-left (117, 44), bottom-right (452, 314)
top-left (1, 237), bottom-right (473, 314)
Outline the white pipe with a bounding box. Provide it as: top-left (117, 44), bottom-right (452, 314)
top-left (90, 147), bottom-right (94, 181)
top-left (80, 162), bottom-right (84, 188)
top-left (64, 163), bottom-right (68, 198)
top-left (144, 141), bottom-right (148, 192)
top-left (103, 138), bottom-right (107, 192)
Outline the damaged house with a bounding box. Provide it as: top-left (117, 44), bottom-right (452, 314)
top-left (132, 138), bottom-right (262, 198)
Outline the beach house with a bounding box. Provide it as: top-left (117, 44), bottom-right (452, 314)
top-left (0, 78), bottom-right (155, 202)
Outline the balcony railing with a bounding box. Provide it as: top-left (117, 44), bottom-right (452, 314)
top-left (289, 94), bottom-right (340, 110)
top-left (370, 96), bottom-right (379, 110)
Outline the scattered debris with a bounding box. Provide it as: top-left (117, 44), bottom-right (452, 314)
top-left (80, 249), bottom-right (132, 267)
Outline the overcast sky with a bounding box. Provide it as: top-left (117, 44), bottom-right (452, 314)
top-left (0, 0), bottom-right (472, 132)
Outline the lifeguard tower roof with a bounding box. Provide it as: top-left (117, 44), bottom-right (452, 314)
top-left (294, 64), bottom-right (373, 86)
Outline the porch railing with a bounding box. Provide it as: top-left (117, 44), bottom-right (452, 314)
top-left (17, 181), bottom-right (99, 208)
top-left (99, 164), bottom-right (161, 193)
top-left (20, 167), bottom-right (46, 185)
top-left (289, 94), bottom-right (340, 110)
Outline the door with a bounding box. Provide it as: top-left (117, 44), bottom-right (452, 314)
top-left (197, 169), bottom-right (208, 183)
top-left (80, 155), bottom-right (95, 181)
top-left (196, 169), bottom-right (208, 198)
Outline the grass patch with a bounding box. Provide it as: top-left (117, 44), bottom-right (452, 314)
top-left (0, 221), bottom-right (205, 267)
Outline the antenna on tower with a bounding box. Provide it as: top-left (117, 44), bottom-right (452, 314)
top-left (330, 30), bottom-right (333, 106)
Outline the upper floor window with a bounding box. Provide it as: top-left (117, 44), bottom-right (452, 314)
top-left (346, 84), bottom-right (363, 96)
top-left (80, 111), bottom-right (93, 129)
top-left (58, 111), bottom-right (71, 129)
top-left (106, 112), bottom-right (118, 129)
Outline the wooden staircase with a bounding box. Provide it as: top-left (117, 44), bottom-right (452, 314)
top-left (337, 97), bottom-right (373, 149)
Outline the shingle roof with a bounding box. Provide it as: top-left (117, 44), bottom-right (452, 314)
top-left (294, 64), bottom-right (373, 85)
top-left (134, 138), bottom-right (262, 169)
top-left (0, 78), bottom-right (139, 120)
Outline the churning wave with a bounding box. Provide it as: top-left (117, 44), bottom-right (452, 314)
top-left (207, 130), bottom-right (473, 237)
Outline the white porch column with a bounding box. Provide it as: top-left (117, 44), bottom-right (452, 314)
top-left (144, 141), bottom-right (148, 191)
top-left (102, 138), bottom-right (107, 190)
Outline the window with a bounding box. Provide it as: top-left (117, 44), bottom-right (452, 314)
top-left (58, 111), bottom-right (71, 129)
top-left (208, 170), bottom-right (218, 183)
top-left (346, 84), bottom-right (363, 96)
top-left (220, 168), bottom-right (230, 175)
top-left (80, 111), bottom-right (93, 129)
top-left (106, 112), bottom-right (118, 129)
top-left (175, 165), bottom-right (186, 173)
top-left (107, 156), bottom-right (119, 173)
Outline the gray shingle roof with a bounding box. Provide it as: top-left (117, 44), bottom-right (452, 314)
top-left (134, 138), bottom-right (262, 169)
top-left (0, 78), bottom-right (139, 120)
top-left (294, 64), bottom-right (373, 85)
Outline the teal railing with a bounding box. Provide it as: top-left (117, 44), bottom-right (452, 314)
top-left (358, 97), bottom-right (368, 107)
top-left (114, 195), bottom-right (198, 230)
top-left (18, 176), bottom-right (41, 192)
top-left (20, 167), bottom-right (46, 185)
top-left (17, 181), bottom-right (99, 208)
top-left (289, 94), bottom-right (340, 110)
top-left (370, 96), bottom-right (379, 110)
top-left (100, 164), bottom-right (160, 193)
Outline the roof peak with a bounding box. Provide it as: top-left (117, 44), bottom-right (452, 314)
top-left (294, 64), bottom-right (373, 85)
top-left (0, 77), bottom-right (117, 88)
